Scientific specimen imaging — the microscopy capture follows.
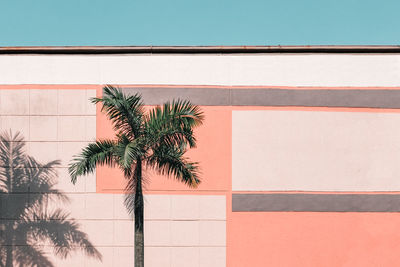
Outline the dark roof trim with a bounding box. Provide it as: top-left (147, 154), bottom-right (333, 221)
top-left (1, 45), bottom-right (400, 54)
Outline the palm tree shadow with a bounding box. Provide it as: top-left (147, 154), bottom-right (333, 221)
top-left (0, 131), bottom-right (102, 267)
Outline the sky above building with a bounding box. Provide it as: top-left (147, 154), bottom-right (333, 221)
top-left (0, 0), bottom-right (398, 46)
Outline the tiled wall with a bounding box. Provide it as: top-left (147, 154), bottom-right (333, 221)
top-left (0, 88), bottom-right (227, 267)
top-left (0, 89), bottom-right (98, 266)
top-left (0, 89), bottom-right (97, 196)
top-left (144, 195), bottom-right (226, 267)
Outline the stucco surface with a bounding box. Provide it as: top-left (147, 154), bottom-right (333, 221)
top-left (233, 110), bottom-right (400, 191)
top-left (0, 54), bottom-right (399, 86)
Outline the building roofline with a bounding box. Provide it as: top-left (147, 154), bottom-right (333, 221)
top-left (1, 45), bottom-right (400, 54)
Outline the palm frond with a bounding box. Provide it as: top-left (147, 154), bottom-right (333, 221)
top-left (92, 85), bottom-right (144, 138)
top-left (113, 134), bottom-right (144, 170)
top-left (147, 144), bottom-right (200, 188)
top-left (68, 139), bottom-right (116, 184)
top-left (145, 99), bottom-right (203, 149)
top-left (152, 99), bottom-right (204, 127)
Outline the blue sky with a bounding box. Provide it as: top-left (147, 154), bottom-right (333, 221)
top-left (0, 0), bottom-right (398, 46)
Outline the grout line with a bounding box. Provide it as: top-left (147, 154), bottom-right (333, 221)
top-left (28, 89), bottom-right (31, 141)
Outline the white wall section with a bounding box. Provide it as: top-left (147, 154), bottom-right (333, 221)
top-left (0, 54), bottom-right (399, 86)
top-left (233, 110), bottom-right (400, 191)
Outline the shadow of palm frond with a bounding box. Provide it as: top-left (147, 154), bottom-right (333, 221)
top-left (0, 131), bottom-right (102, 267)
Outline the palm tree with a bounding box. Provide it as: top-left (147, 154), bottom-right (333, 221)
top-left (68, 85), bottom-right (204, 267)
top-left (0, 131), bottom-right (102, 267)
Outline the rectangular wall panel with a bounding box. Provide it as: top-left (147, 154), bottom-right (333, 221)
top-left (232, 110), bottom-right (400, 191)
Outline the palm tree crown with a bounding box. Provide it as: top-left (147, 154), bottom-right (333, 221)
top-left (68, 85), bottom-right (204, 267)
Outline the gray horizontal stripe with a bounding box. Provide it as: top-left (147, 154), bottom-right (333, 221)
top-left (121, 87), bottom-right (231, 105)
top-left (232, 193), bottom-right (400, 212)
top-left (232, 89), bottom-right (400, 108)
top-left (122, 87), bottom-right (400, 108)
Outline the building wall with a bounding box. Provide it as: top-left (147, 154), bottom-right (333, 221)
top-left (1, 53), bottom-right (400, 266)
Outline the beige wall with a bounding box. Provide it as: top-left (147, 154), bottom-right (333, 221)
top-left (233, 110), bottom-right (400, 191)
top-left (0, 54), bottom-right (399, 86)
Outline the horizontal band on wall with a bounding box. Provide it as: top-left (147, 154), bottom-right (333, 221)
top-left (122, 87), bottom-right (400, 108)
top-left (232, 193), bottom-right (400, 212)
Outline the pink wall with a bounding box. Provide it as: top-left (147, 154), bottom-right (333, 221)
top-left (229, 213), bottom-right (400, 267)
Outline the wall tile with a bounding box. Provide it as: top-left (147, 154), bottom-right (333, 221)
top-left (144, 221), bottom-right (170, 246)
top-left (85, 171), bottom-right (97, 193)
top-left (171, 247), bottom-right (199, 267)
top-left (113, 247), bottom-right (134, 267)
top-left (170, 221), bottom-right (199, 246)
top-left (85, 246), bottom-right (114, 267)
top-left (144, 194), bottom-right (171, 220)
top-left (62, 193), bottom-right (86, 220)
top-left (30, 89), bottom-right (58, 115)
top-left (57, 141), bottom-right (88, 167)
top-left (56, 167), bottom-right (86, 193)
top-left (45, 246), bottom-right (86, 267)
top-left (199, 195), bottom-right (226, 220)
top-left (114, 220), bottom-right (134, 246)
top-left (145, 247), bottom-right (170, 267)
top-left (58, 90), bottom-right (87, 115)
top-left (58, 116), bottom-right (86, 141)
top-left (171, 195), bottom-right (199, 220)
top-left (28, 141), bottom-right (58, 164)
top-left (85, 193), bottom-right (114, 220)
top-left (199, 221), bottom-right (226, 246)
top-left (0, 194), bottom-right (29, 219)
top-left (83, 220), bottom-right (114, 247)
top-left (0, 89), bottom-right (29, 115)
top-left (199, 247), bottom-right (226, 267)
top-left (114, 194), bottom-right (133, 220)
top-left (2, 116), bottom-right (30, 140)
top-left (30, 116), bottom-right (57, 141)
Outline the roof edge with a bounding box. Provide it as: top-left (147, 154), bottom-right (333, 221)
top-left (1, 45), bottom-right (400, 54)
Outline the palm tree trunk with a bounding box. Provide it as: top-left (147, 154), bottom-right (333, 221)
top-left (134, 160), bottom-right (144, 267)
